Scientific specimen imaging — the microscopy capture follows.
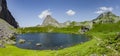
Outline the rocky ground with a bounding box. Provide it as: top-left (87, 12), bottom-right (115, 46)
top-left (0, 19), bottom-right (16, 47)
top-left (0, 0), bottom-right (18, 47)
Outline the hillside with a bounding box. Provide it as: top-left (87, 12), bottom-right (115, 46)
top-left (88, 21), bottom-right (120, 33)
top-left (93, 12), bottom-right (120, 23)
top-left (85, 21), bottom-right (120, 55)
top-left (0, 18), bottom-right (15, 47)
top-left (0, 0), bottom-right (18, 28)
top-left (0, 0), bottom-right (18, 47)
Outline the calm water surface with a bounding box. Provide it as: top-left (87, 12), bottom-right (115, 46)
top-left (16, 33), bottom-right (90, 50)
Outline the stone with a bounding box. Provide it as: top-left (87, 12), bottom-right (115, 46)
top-left (36, 43), bottom-right (42, 46)
top-left (7, 40), bottom-right (16, 45)
top-left (90, 54), bottom-right (98, 56)
top-left (18, 39), bottom-right (25, 44)
top-left (0, 43), bottom-right (5, 48)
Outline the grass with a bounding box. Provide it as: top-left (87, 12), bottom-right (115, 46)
top-left (17, 26), bottom-right (81, 34)
top-left (0, 33), bottom-right (118, 56)
top-left (85, 22), bottom-right (120, 55)
top-left (0, 22), bottom-right (120, 56)
top-left (89, 22), bottom-right (120, 33)
top-left (0, 39), bottom-right (101, 56)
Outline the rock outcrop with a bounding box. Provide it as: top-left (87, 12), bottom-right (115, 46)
top-left (0, 19), bottom-right (15, 47)
top-left (80, 21), bottom-right (93, 34)
top-left (93, 12), bottom-right (120, 24)
top-left (0, 0), bottom-right (18, 28)
top-left (0, 0), bottom-right (18, 47)
top-left (42, 15), bottom-right (60, 27)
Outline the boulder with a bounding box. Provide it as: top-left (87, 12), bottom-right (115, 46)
top-left (36, 43), bottom-right (42, 46)
top-left (18, 39), bottom-right (25, 44)
top-left (0, 43), bottom-right (5, 48)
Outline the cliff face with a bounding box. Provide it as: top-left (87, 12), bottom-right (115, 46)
top-left (0, 0), bottom-right (18, 28)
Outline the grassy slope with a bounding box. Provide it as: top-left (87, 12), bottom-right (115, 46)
top-left (86, 22), bottom-right (120, 55)
top-left (17, 26), bottom-right (81, 34)
top-left (0, 22), bottom-right (120, 56)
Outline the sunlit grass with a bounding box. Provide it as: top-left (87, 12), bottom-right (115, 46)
top-left (1, 22), bottom-right (120, 56)
top-left (0, 38), bottom-right (101, 56)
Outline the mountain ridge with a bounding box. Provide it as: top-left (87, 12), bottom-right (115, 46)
top-left (0, 0), bottom-right (18, 28)
top-left (0, 0), bottom-right (18, 47)
top-left (93, 11), bottom-right (120, 23)
top-left (41, 12), bottom-right (120, 28)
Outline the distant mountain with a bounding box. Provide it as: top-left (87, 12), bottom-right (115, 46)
top-left (41, 11), bottom-right (120, 28)
top-left (93, 12), bottom-right (120, 23)
top-left (42, 15), bottom-right (60, 27)
top-left (60, 21), bottom-right (71, 27)
top-left (0, 0), bottom-right (18, 28)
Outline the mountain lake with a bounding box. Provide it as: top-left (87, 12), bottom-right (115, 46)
top-left (16, 33), bottom-right (90, 50)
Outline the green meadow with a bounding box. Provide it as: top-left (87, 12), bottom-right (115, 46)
top-left (0, 22), bottom-right (120, 56)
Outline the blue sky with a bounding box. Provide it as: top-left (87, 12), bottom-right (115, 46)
top-left (7, 0), bottom-right (120, 27)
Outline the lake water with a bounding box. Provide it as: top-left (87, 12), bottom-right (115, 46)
top-left (16, 33), bottom-right (89, 50)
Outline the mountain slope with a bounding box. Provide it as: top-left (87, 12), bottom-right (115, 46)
top-left (93, 12), bottom-right (120, 23)
top-left (0, 0), bottom-right (18, 47)
top-left (0, 18), bottom-right (14, 34)
top-left (0, 0), bottom-right (18, 28)
top-left (0, 18), bottom-right (15, 47)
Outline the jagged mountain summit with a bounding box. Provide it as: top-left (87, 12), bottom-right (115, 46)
top-left (93, 11), bottom-right (120, 23)
top-left (42, 15), bottom-right (60, 27)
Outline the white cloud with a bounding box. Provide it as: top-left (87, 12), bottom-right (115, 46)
top-left (66, 10), bottom-right (76, 16)
top-left (96, 10), bottom-right (104, 14)
top-left (100, 7), bottom-right (113, 11)
top-left (38, 9), bottom-right (52, 19)
top-left (95, 6), bottom-right (113, 14)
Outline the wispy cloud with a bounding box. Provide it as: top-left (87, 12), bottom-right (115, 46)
top-left (66, 10), bottom-right (76, 16)
top-left (95, 6), bottom-right (113, 14)
top-left (38, 9), bottom-right (52, 19)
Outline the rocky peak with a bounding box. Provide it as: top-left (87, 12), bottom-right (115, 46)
top-left (98, 11), bottom-right (116, 18)
top-left (0, 0), bottom-right (18, 28)
top-left (46, 15), bottom-right (51, 18)
top-left (42, 15), bottom-right (60, 27)
top-left (93, 11), bottom-right (120, 23)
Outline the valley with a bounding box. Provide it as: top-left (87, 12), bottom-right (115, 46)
top-left (0, 0), bottom-right (120, 56)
